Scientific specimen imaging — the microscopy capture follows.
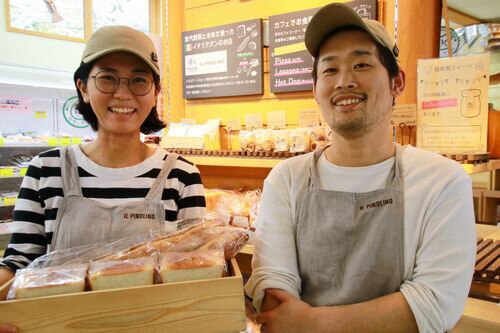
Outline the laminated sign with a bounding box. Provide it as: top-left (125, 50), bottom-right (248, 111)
top-left (182, 19), bottom-right (263, 99)
top-left (417, 54), bottom-right (490, 152)
top-left (268, 0), bottom-right (378, 92)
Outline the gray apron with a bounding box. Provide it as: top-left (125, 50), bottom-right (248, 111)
top-left (295, 143), bottom-right (405, 306)
top-left (50, 146), bottom-right (178, 252)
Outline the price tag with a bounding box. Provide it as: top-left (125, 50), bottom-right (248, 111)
top-left (267, 111), bottom-right (287, 129)
top-left (35, 111), bottom-right (47, 118)
top-left (245, 114), bottom-right (263, 130)
top-left (0, 168), bottom-right (14, 177)
top-left (4, 197), bottom-right (17, 206)
top-left (60, 138), bottom-right (71, 146)
top-left (71, 138), bottom-right (83, 144)
top-left (20, 167), bottom-right (28, 176)
top-left (180, 118), bottom-right (196, 125)
top-left (298, 110), bottom-right (320, 128)
top-left (48, 138), bottom-right (59, 146)
top-left (226, 119), bottom-right (242, 131)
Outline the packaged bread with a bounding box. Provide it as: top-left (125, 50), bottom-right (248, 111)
top-left (158, 249), bottom-right (225, 283)
top-left (239, 130), bottom-right (255, 152)
top-left (289, 128), bottom-right (311, 152)
top-left (273, 129), bottom-right (290, 152)
top-left (105, 219), bottom-right (249, 262)
top-left (10, 263), bottom-right (88, 300)
top-left (310, 125), bottom-right (328, 150)
top-left (205, 189), bottom-right (230, 213)
top-left (254, 129), bottom-right (274, 152)
top-left (88, 256), bottom-right (157, 291)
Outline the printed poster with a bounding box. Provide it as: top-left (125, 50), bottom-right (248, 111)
top-left (417, 54), bottom-right (490, 152)
top-left (182, 19), bottom-right (263, 99)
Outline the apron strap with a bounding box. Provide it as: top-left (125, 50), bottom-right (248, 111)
top-left (145, 151), bottom-right (179, 202)
top-left (60, 146), bottom-right (83, 197)
top-left (384, 143), bottom-right (404, 188)
top-left (308, 145), bottom-right (330, 190)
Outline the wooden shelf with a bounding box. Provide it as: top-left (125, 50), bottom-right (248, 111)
top-left (462, 160), bottom-right (500, 175)
top-left (483, 190), bottom-right (500, 199)
top-left (187, 156), bottom-right (282, 168)
top-left (189, 155), bottom-right (499, 174)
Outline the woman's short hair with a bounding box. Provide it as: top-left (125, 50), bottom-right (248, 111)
top-left (73, 60), bottom-right (166, 134)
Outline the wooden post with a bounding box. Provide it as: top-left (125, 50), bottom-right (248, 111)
top-left (396, 0), bottom-right (442, 105)
top-left (442, 0), bottom-right (453, 57)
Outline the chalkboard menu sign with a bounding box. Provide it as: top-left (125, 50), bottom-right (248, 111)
top-left (182, 19), bottom-right (263, 99)
top-left (269, 0), bottom-right (378, 93)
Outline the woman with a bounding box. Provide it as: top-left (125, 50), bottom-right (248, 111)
top-left (0, 26), bottom-right (206, 310)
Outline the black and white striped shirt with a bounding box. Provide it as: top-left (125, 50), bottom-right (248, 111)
top-left (1, 145), bottom-right (206, 272)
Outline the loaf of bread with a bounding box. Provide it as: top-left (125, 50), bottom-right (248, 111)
top-left (101, 219), bottom-right (248, 262)
top-left (13, 264), bottom-right (88, 300)
top-left (159, 249), bottom-right (224, 284)
top-left (88, 256), bottom-right (156, 291)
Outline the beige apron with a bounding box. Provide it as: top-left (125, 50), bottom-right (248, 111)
top-left (50, 146), bottom-right (178, 251)
top-left (295, 144), bottom-right (405, 306)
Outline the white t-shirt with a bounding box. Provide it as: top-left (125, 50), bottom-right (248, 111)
top-left (245, 145), bottom-right (476, 333)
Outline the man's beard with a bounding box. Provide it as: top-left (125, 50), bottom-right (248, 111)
top-left (331, 113), bottom-right (370, 140)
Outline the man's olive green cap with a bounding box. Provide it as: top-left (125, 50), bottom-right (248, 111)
top-left (81, 25), bottom-right (160, 75)
top-left (305, 3), bottom-right (399, 60)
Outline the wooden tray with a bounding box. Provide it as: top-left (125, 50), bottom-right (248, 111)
top-left (0, 259), bottom-right (246, 333)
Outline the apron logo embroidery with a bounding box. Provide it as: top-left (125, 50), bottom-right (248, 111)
top-left (123, 213), bottom-right (156, 220)
top-left (361, 198), bottom-right (393, 210)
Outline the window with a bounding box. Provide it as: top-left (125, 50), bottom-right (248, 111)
top-left (5, 0), bottom-right (160, 42)
top-left (92, 0), bottom-right (150, 33)
top-left (7, 0), bottom-right (85, 41)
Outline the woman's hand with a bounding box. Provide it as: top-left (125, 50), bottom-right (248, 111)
top-left (0, 324), bottom-right (17, 333)
top-left (0, 269), bottom-right (17, 332)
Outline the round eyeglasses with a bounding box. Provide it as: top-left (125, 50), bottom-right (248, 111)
top-left (90, 71), bottom-right (157, 96)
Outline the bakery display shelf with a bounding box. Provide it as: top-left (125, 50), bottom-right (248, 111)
top-left (462, 160), bottom-right (500, 175)
top-left (168, 147), bottom-right (500, 173)
top-left (0, 204), bottom-right (14, 208)
top-left (188, 156), bottom-right (281, 168)
top-left (0, 143), bottom-right (52, 148)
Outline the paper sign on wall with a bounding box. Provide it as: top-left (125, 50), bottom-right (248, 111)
top-left (245, 113), bottom-right (263, 129)
top-left (267, 111), bottom-right (287, 129)
top-left (226, 119), bottom-right (242, 131)
top-left (298, 110), bottom-right (320, 127)
top-left (391, 104), bottom-right (417, 126)
top-left (417, 54), bottom-right (490, 152)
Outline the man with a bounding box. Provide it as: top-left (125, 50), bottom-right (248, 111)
top-left (244, 3), bottom-right (475, 333)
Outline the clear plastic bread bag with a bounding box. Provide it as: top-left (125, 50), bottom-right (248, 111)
top-left (289, 128), bottom-right (311, 152)
top-left (273, 129), bottom-right (290, 152)
top-left (158, 247), bottom-right (227, 283)
top-left (310, 125), bottom-right (328, 151)
top-left (239, 130), bottom-right (255, 152)
top-left (7, 233), bottom-right (160, 300)
top-left (254, 129), bottom-right (274, 152)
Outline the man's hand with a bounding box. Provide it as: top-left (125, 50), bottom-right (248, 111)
top-left (256, 289), bottom-right (318, 333)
